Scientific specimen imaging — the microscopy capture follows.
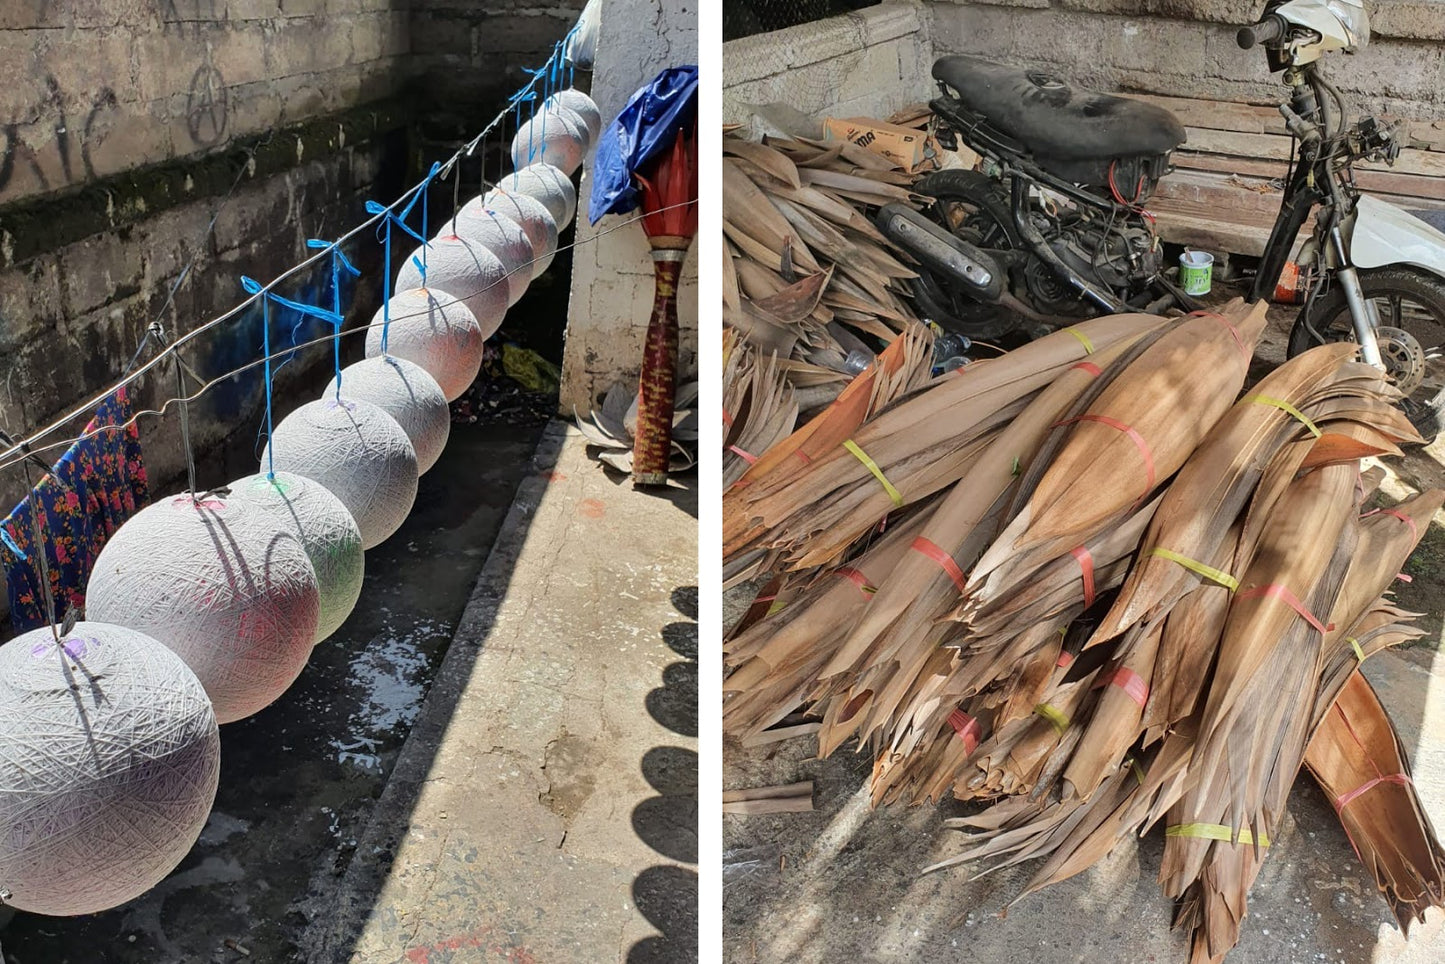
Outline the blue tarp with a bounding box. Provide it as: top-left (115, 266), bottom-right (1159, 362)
top-left (588, 65), bottom-right (698, 224)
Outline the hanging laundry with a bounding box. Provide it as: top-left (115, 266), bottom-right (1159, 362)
top-left (0, 386), bottom-right (149, 633)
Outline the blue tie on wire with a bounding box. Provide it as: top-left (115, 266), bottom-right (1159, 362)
top-left (239, 275), bottom-right (345, 479)
top-left (305, 239), bottom-right (361, 400)
top-left (365, 161), bottom-right (442, 355)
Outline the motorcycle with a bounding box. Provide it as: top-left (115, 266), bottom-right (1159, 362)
top-left (878, 0), bottom-right (1445, 437)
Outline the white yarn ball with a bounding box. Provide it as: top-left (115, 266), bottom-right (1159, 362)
top-left (365, 288), bottom-right (485, 402)
top-left (481, 189), bottom-right (558, 279)
top-left (439, 199), bottom-right (535, 307)
top-left (510, 108), bottom-right (587, 176)
top-left (228, 471), bottom-right (365, 645)
top-left (544, 89), bottom-right (602, 147)
top-left (262, 398), bottom-right (419, 551)
top-left (324, 356), bottom-right (451, 475)
top-left (86, 494), bottom-right (321, 724)
top-left (0, 622), bottom-right (220, 916)
top-left (395, 235), bottom-right (508, 340)
top-left (496, 163), bottom-right (577, 229)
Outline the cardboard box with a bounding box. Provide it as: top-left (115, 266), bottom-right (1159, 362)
top-left (823, 116), bottom-right (931, 173)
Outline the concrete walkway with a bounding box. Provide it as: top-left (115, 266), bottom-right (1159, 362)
top-left (308, 422), bottom-right (698, 964)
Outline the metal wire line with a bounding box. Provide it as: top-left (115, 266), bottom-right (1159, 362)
top-left (0, 32), bottom-right (584, 471)
top-left (0, 200), bottom-right (698, 476)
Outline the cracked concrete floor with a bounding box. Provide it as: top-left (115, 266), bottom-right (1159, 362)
top-left (306, 422), bottom-right (699, 964)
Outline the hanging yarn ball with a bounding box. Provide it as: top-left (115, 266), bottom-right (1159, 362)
top-left (439, 199), bottom-right (536, 308)
top-left (324, 356), bottom-right (451, 475)
top-left (86, 494), bottom-right (321, 724)
top-left (262, 397), bottom-right (419, 551)
top-left (0, 622), bottom-right (220, 916)
top-left (481, 188), bottom-right (558, 279)
top-left (509, 107), bottom-right (587, 177)
top-left (395, 234), bottom-right (508, 340)
top-left (496, 163), bottom-right (577, 229)
top-left (228, 471), bottom-right (365, 645)
top-left (544, 89), bottom-right (602, 148)
top-left (365, 288), bottom-right (485, 401)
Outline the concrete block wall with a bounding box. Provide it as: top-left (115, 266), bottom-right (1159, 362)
top-left (0, 0), bottom-right (409, 206)
top-left (722, 2), bottom-right (934, 125)
top-left (407, 0), bottom-right (589, 123)
top-left (928, 0), bottom-right (1445, 121)
top-left (561, 0), bottom-right (698, 412)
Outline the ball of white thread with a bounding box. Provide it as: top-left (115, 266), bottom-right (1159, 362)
top-left (395, 235), bottom-right (508, 340)
top-left (228, 470), bottom-right (365, 645)
top-left (324, 356), bottom-right (451, 475)
top-left (481, 189), bottom-right (557, 279)
top-left (0, 622), bottom-right (220, 916)
top-left (439, 199), bottom-right (535, 307)
top-left (496, 163), bottom-right (577, 229)
top-left (365, 288), bottom-right (485, 402)
top-left (262, 398), bottom-right (419, 551)
top-left (544, 89), bottom-right (602, 147)
top-left (86, 494), bottom-right (322, 724)
top-left (509, 108), bottom-right (587, 176)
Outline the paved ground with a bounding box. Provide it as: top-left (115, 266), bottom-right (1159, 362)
top-left (721, 296), bottom-right (1445, 964)
top-left (303, 423), bottom-right (699, 963)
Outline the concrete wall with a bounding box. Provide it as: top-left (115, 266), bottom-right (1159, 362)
top-left (560, 0), bottom-right (698, 411)
top-left (928, 0), bottom-right (1445, 121)
top-left (722, 1), bottom-right (933, 125)
top-left (408, 0), bottom-right (589, 125)
top-left (0, 0), bottom-right (410, 206)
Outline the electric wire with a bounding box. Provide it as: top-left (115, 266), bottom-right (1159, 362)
top-left (0, 201), bottom-right (696, 475)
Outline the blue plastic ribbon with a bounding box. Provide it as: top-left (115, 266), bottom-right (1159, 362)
top-left (306, 238), bottom-right (361, 399)
top-left (365, 161), bottom-right (441, 354)
top-left (241, 275), bottom-right (345, 477)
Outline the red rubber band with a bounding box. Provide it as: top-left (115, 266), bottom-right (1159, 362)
top-left (728, 445), bottom-right (758, 465)
top-left (722, 408), bottom-right (735, 428)
top-left (1071, 362), bottom-right (1102, 377)
top-left (1070, 545), bottom-right (1096, 607)
top-left (911, 537), bottom-right (966, 593)
top-left (1237, 583), bottom-right (1334, 635)
top-left (1103, 667), bottom-right (1149, 707)
top-left (948, 708), bottom-right (981, 753)
top-left (1335, 773), bottom-right (1411, 810)
top-left (834, 566), bottom-right (877, 596)
top-left (1054, 414), bottom-right (1156, 495)
top-left (1362, 508), bottom-right (1419, 543)
top-left (1397, 572), bottom-right (1413, 584)
top-left (1056, 651), bottom-right (1075, 669)
top-left (1189, 310), bottom-right (1249, 361)
top-left (794, 450), bottom-right (813, 464)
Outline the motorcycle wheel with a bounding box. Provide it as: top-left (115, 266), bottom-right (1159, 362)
top-left (912, 169), bottom-right (1027, 340)
top-left (1287, 266), bottom-right (1445, 443)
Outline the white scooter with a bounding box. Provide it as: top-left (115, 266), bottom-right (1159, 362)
top-left (1250, 0), bottom-right (1445, 438)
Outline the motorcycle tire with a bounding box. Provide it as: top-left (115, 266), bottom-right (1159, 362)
top-left (1287, 266), bottom-right (1445, 444)
top-left (912, 169), bottom-right (1027, 340)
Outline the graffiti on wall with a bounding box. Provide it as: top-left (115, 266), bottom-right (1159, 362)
top-left (0, 76), bottom-right (120, 198)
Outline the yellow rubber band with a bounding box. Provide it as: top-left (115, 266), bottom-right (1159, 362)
top-left (1064, 327), bottom-right (1095, 354)
top-left (766, 599), bottom-right (786, 616)
top-left (1248, 394), bottom-right (1321, 437)
top-left (1124, 756), bottom-right (1145, 786)
top-left (1348, 637), bottom-right (1365, 662)
top-left (843, 439), bottom-right (904, 508)
top-left (1033, 702), bottom-right (1069, 734)
top-left (1166, 823), bottom-right (1269, 847)
top-left (1151, 547), bottom-right (1240, 591)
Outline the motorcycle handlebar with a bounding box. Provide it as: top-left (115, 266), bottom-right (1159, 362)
top-left (1237, 16), bottom-right (1286, 49)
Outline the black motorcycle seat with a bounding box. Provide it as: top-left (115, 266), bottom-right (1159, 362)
top-left (933, 56), bottom-right (1186, 161)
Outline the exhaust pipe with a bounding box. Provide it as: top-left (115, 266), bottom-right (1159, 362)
top-left (875, 203), bottom-right (1005, 303)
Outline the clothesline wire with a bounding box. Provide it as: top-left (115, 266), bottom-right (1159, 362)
top-left (0, 26), bottom-right (584, 471)
top-left (0, 200), bottom-right (697, 476)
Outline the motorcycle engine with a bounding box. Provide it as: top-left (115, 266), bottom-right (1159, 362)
top-left (1026, 216), bottom-right (1161, 311)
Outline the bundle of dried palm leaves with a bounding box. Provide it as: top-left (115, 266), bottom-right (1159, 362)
top-left (722, 125), bottom-right (941, 487)
top-left (723, 298), bottom-right (1445, 963)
